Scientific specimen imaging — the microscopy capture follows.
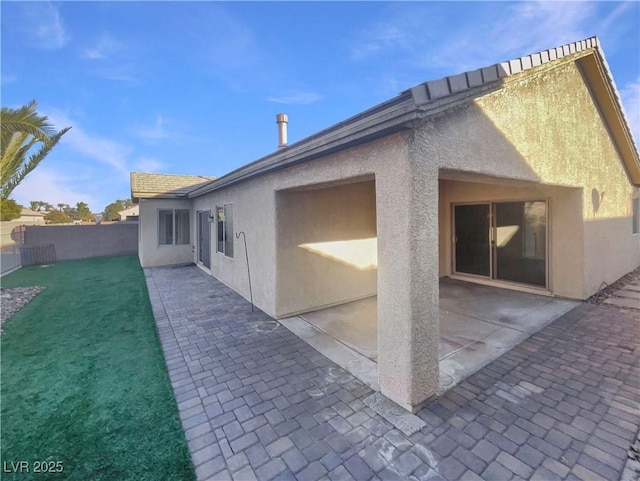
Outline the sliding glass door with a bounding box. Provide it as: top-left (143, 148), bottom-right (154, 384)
top-left (454, 201), bottom-right (547, 288)
top-left (454, 204), bottom-right (491, 277)
top-left (494, 201), bottom-right (546, 287)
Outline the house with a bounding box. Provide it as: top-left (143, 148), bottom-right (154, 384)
top-left (118, 205), bottom-right (140, 221)
top-left (131, 37), bottom-right (640, 412)
top-left (130, 173), bottom-right (215, 267)
top-left (16, 208), bottom-right (46, 224)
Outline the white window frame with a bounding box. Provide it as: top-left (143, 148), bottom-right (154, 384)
top-left (158, 208), bottom-right (190, 246)
top-left (216, 204), bottom-right (234, 258)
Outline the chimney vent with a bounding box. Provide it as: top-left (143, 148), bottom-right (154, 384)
top-left (276, 113), bottom-right (288, 148)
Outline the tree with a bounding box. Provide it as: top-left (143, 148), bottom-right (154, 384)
top-left (103, 199), bottom-right (130, 221)
top-left (1, 100), bottom-right (71, 199)
top-left (44, 210), bottom-right (72, 224)
top-left (1, 198), bottom-right (22, 221)
top-left (76, 202), bottom-right (93, 222)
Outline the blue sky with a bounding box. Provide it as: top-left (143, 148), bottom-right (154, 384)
top-left (2, 1), bottom-right (639, 213)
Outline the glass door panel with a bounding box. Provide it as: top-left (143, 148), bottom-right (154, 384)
top-left (494, 201), bottom-right (546, 287)
top-left (454, 204), bottom-right (491, 277)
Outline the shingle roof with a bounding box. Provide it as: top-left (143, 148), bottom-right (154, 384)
top-left (130, 172), bottom-right (216, 201)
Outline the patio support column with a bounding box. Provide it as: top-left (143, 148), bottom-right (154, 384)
top-left (376, 156), bottom-right (439, 412)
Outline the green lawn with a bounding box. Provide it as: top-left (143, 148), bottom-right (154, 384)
top-left (1, 256), bottom-right (196, 481)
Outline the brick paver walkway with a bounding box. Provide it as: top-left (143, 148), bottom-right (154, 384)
top-left (145, 265), bottom-right (639, 481)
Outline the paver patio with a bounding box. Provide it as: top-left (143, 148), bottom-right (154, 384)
top-left (145, 264), bottom-right (639, 481)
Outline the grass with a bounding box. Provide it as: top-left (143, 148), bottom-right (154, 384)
top-left (1, 256), bottom-right (196, 481)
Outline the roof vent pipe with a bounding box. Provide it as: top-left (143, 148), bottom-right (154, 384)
top-left (276, 113), bottom-right (288, 148)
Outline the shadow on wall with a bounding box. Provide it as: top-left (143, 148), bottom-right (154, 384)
top-left (591, 188), bottom-right (605, 216)
top-left (275, 179), bottom-right (377, 317)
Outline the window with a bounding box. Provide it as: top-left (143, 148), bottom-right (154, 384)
top-left (158, 209), bottom-right (190, 245)
top-left (216, 204), bottom-right (233, 258)
top-left (633, 197), bottom-right (639, 235)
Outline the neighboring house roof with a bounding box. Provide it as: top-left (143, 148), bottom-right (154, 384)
top-left (130, 173), bottom-right (216, 202)
top-left (20, 208), bottom-right (46, 217)
top-left (118, 205), bottom-right (139, 220)
top-left (185, 36), bottom-right (638, 197)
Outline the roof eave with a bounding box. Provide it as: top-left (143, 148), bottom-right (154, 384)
top-left (577, 51), bottom-right (640, 187)
top-left (189, 96), bottom-right (418, 197)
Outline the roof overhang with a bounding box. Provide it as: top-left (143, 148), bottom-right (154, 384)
top-left (188, 95), bottom-right (418, 197)
top-left (131, 192), bottom-right (191, 202)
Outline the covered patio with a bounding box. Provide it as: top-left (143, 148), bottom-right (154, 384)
top-left (280, 279), bottom-right (578, 394)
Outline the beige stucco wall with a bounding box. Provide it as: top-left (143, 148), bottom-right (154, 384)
top-left (192, 133), bottom-right (411, 318)
top-left (138, 198), bottom-right (193, 267)
top-left (414, 57), bottom-right (639, 299)
top-left (276, 180), bottom-right (377, 316)
top-left (192, 132), bottom-right (441, 409)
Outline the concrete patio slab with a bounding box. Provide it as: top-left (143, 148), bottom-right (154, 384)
top-left (286, 279), bottom-right (579, 392)
top-left (298, 297), bottom-right (377, 361)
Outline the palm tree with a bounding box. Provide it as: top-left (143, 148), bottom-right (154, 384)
top-left (1, 100), bottom-right (70, 199)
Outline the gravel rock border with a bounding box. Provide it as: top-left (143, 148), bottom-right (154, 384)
top-left (1, 286), bottom-right (45, 332)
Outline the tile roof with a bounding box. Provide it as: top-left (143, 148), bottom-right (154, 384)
top-left (407, 37), bottom-right (602, 104)
top-left (20, 208), bottom-right (45, 216)
top-left (130, 172), bottom-right (216, 201)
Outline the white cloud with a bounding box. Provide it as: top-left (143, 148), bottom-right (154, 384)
top-left (267, 92), bottom-right (322, 105)
top-left (132, 115), bottom-right (199, 145)
top-left (48, 111), bottom-right (132, 179)
top-left (11, 168), bottom-right (97, 211)
top-left (81, 31), bottom-right (138, 82)
top-left (350, 2), bottom-right (625, 76)
top-left (620, 77), bottom-right (640, 145)
top-left (134, 116), bottom-right (167, 142)
top-left (83, 32), bottom-right (124, 60)
top-left (1, 73), bottom-right (18, 85)
top-left (133, 157), bottom-right (166, 173)
top-left (21, 2), bottom-right (69, 50)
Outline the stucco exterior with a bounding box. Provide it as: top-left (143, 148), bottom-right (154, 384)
top-left (276, 180), bottom-right (377, 316)
top-left (134, 39), bottom-right (639, 411)
top-left (138, 198), bottom-right (192, 268)
top-left (415, 57), bottom-right (639, 298)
